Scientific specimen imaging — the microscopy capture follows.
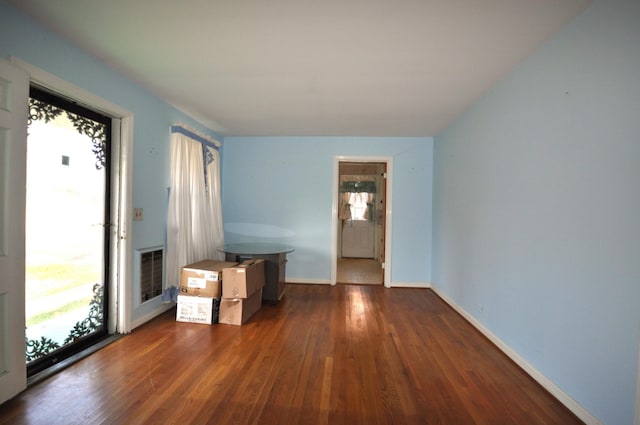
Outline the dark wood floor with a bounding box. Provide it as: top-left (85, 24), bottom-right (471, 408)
top-left (0, 284), bottom-right (583, 425)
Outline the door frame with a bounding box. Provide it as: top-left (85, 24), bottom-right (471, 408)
top-left (331, 156), bottom-right (393, 287)
top-left (11, 57), bottom-right (134, 334)
top-left (0, 57), bottom-right (29, 405)
top-left (635, 331), bottom-right (640, 425)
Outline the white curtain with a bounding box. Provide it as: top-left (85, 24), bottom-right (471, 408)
top-left (204, 145), bottom-right (225, 260)
top-left (339, 192), bottom-right (352, 220)
top-left (165, 126), bottom-right (224, 297)
top-left (346, 192), bottom-right (375, 221)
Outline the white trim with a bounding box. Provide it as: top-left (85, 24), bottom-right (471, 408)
top-left (108, 118), bottom-right (122, 334)
top-left (131, 303), bottom-right (174, 330)
top-left (331, 158), bottom-right (339, 286)
top-left (635, 327), bottom-right (640, 425)
top-left (116, 116), bottom-right (133, 333)
top-left (332, 156), bottom-right (393, 287)
top-left (430, 285), bottom-right (603, 425)
top-left (11, 57), bottom-right (134, 334)
top-left (287, 278), bottom-right (331, 285)
top-left (9, 57), bottom-right (131, 118)
top-left (0, 57), bottom-right (29, 405)
top-left (387, 282), bottom-right (431, 289)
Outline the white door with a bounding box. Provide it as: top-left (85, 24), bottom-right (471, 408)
top-left (342, 220), bottom-right (375, 258)
top-left (0, 58), bottom-right (29, 404)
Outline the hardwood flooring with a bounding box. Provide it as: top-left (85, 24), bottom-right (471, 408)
top-left (0, 284), bottom-right (583, 425)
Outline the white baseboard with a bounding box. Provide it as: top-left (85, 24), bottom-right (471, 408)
top-left (131, 303), bottom-right (175, 330)
top-left (286, 280), bottom-right (432, 288)
top-left (287, 278), bottom-right (331, 285)
top-left (387, 282), bottom-right (431, 289)
top-left (635, 329), bottom-right (640, 425)
top-left (429, 285), bottom-right (602, 425)
top-left (287, 278), bottom-right (431, 289)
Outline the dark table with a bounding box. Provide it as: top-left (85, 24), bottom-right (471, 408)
top-left (219, 243), bottom-right (294, 303)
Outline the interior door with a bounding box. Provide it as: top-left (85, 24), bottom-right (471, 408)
top-left (0, 58), bottom-right (29, 404)
top-left (341, 220), bottom-right (375, 258)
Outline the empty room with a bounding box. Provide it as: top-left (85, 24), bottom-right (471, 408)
top-left (0, 1), bottom-right (638, 424)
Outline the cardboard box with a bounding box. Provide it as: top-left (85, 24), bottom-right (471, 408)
top-left (218, 289), bottom-right (263, 326)
top-left (176, 295), bottom-right (221, 325)
top-left (222, 259), bottom-right (265, 299)
top-left (180, 260), bottom-right (238, 298)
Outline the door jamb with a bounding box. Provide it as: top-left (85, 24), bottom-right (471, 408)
top-left (331, 156), bottom-right (393, 287)
top-left (10, 57), bottom-right (134, 334)
top-left (635, 329), bottom-right (640, 425)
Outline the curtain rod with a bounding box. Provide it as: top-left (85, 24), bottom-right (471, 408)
top-left (170, 124), bottom-right (221, 149)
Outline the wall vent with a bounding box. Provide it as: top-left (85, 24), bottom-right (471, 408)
top-left (140, 248), bottom-right (164, 302)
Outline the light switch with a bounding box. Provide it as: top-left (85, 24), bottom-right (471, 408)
top-left (134, 208), bottom-right (143, 221)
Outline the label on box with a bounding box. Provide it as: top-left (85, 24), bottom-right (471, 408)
top-left (187, 276), bottom-right (206, 288)
top-left (207, 271), bottom-right (219, 280)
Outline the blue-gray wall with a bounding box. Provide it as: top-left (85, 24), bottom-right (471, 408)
top-left (432, 0), bottom-right (640, 423)
top-left (221, 137), bottom-right (433, 285)
top-left (0, 0), bottom-right (222, 324)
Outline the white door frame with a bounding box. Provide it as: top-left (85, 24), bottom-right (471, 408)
top-left (0, 57), bottom-right (29, 404)
top-left (10, 57), bottom-right (134, 334)
top-left (331, 156), bottom-right (393, 287)
top-left (635, 329), bottom-right (640, 425)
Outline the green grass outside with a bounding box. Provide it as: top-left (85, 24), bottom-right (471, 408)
top-left (26, 297), bottom-right (92, 328)
top-left (26, 263), bottom-right (99, 298)
top-left (25, 263), bottom-right (100, 327)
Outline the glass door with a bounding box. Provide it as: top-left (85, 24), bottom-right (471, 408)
top-left (25, 87), bottom-right (111, 376)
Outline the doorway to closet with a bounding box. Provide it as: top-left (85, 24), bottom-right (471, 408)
top-left (336, 161), bottom-right (387, 285)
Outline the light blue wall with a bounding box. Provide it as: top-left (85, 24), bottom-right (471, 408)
top-left (0, 0), bottom-right (222, 324)
top-left (6, 0), bottom-right (634, 421)
top-left (221, 137), bottom-right (433, 285)
top-left (432, 0), bottom-right (640, 424)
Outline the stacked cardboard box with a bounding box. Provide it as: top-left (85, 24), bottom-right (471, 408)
top-left (176, 260), bottom-right (238, 324)
top-left (218, 259), bottom-right (265, 325)
top-left (175, 295), bottom-right (220, 325)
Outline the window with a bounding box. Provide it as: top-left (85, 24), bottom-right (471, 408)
top-left (348, 192), bottom-right (370, 221)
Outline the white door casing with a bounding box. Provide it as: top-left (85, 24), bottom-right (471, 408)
top-left (331, 156), bottom-right (393, 287)
top-left (0, 58), bottom-right (29, 404)
top-left (635, 329), bottom-right (640, 425)
top-left (9, 57), bottom-right (135, 335)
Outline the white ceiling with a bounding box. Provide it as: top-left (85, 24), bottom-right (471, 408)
top-left (9, 0), bottom-right (590, 137)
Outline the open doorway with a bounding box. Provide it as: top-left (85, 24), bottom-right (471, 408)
top-left (25, 87), bottom-right (112, 376)
top-left (335, 160), bottom-right (387, 285)
top-left (9, 57), bottom-right (135, 385)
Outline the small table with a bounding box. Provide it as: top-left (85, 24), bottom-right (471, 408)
top-left (219, 243), bottom-right (294, 303)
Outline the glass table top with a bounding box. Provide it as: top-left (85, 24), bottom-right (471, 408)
top-left (219, 243), bottom-right (295, 255)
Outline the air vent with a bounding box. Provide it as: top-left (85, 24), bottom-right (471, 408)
top-left (140, 248), bottom-right (163, 302)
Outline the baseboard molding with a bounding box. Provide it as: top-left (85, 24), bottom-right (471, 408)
top-left (635, 331), bottom-right (640, 425)
top-left (287, 278), bottom-right (331, 285)
top-left (429, 285), bottom-right (602, 425)
top-left (287, 280), bottom-right (432, 288)
top-left (387, 282), bottom-right (431, 289)
top-left (131, 303), bottom-right (175, 330)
